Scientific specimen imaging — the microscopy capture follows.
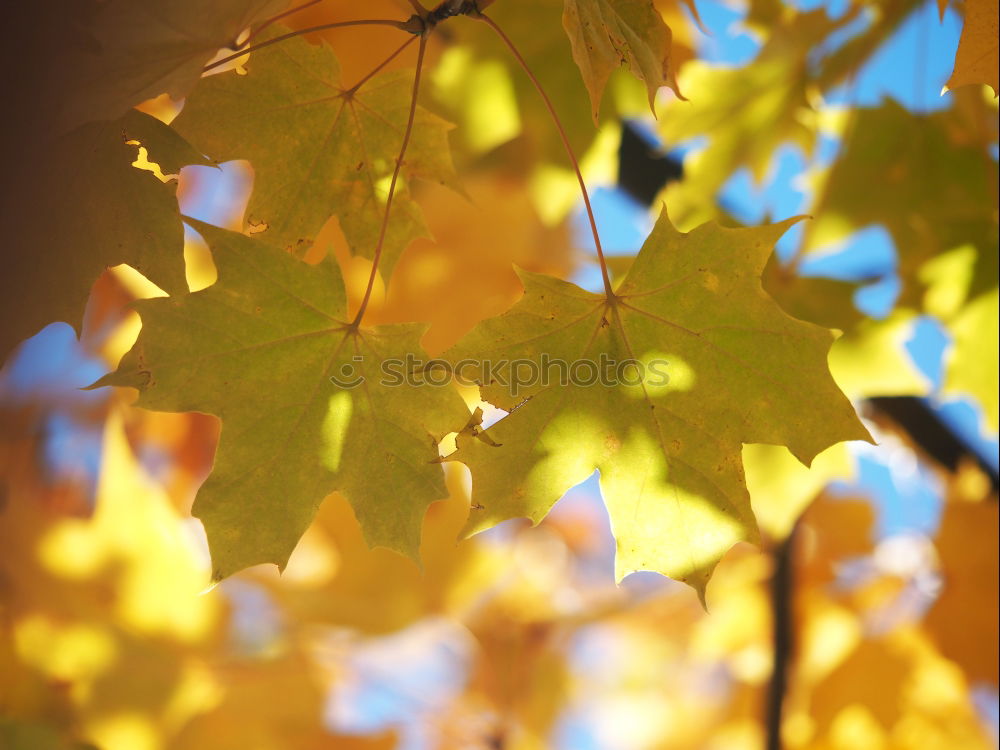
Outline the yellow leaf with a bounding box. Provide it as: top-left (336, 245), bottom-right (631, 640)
top-left (946, 0), bottom-right (1000, 96)
top-left (924, 499), bottom-right (999, 685)
top-left (562, 0), bottom-right (683, 122)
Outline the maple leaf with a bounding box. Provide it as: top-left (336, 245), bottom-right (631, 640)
top-left (657, 7), bottom-right (845, 223)
top-left (96, 220), bottom-right (469, 581)
top-left (925, 498), bottom-right (999, 686)
top-left (50, 0), bottom-right (288, 132)
top-left (444, 211), bottom-right (871, 599)
top-left (944, 287), bottom-right (999, 432)
top-left (562, 0), bottom-right (682, 122)
top-left (172, 26), bottom-right (459, 276)
top-left (805, 98), bottom-right (998, 306)
top-left (0, 109), bottom-right (210, 362)
top-left (827, 312), bottom-right (933, 399)
top-left (945, 0), bottom-right (1000, 96)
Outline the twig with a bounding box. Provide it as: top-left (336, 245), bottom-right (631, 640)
top-left (204, 19), bottom-right (408, 74)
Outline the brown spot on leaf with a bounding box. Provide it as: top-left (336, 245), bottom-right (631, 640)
top-left (605, 434), bottom-right (621, 454)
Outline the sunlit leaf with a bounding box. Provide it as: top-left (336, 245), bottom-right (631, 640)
top-left (446, 211), bottom-right (871, 599)
top-left (98, 220), bottom-right (469, 579)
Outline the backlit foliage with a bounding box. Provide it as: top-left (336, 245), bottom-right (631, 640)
top-left (1, 0), bottom-right (997, 748)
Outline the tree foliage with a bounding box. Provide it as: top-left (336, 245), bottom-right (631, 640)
top-left (1, 0), bottom-right (997, 747)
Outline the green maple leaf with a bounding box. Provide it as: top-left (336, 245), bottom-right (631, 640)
top-left (97, 220), bottom-right (469, 580)
top-left (562, 0), bottom-right (682, 122)
top-left (54, 0), bottom-right (288, 131)
top-left (0, 109), bottom-right (209, 362)
top-left (172, 25), bottom-right (459, 275)
top-left (445, 211), bottom-right (871, 600)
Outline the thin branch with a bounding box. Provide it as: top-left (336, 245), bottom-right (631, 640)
top-left (477, 13), bottom-right (614, 300)
top-left (244, 0), bottom-right (326, 46)
top-left (351, 34), bottom-right (428, 327)
top-left (344, 35), bottom-right (418, 94)
top-left (765, 527), bottom-right (796, 750)
top-left (204, 19), bottom-right (409, 74)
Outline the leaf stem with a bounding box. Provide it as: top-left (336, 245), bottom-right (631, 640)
top-left (351, 34), bottom-right (428, 328)
top-left (204, 19), bottom-right (408, 74)
top-left (477, 13), bottom-right (614, 300)
top-left (243, 0), bottom-right (326, 46)
top-left (344, 35), bottom-right (418, 95)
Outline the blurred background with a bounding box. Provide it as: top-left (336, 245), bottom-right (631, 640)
top-left (1, 0), bottom-right (997, 748)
